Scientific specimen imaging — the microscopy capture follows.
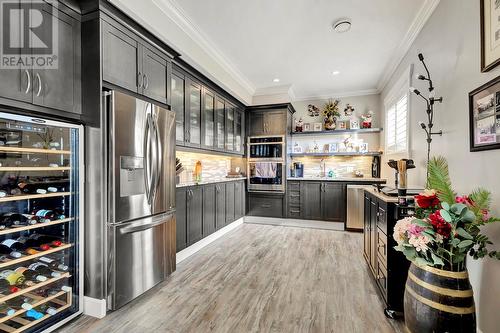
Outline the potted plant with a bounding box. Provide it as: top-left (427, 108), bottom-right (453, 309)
top-left (322, 99), bottom-right (340, 130)
top-left (393, 157), bottom-right (500, 333)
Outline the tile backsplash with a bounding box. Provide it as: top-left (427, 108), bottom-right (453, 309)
top-left (290, 156), bottom-right (373, 178)
top-left (176, 151), bottom-right (245, 183)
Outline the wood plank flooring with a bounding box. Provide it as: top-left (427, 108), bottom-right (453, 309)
top-left (59, 223), bottom-right (404, 333)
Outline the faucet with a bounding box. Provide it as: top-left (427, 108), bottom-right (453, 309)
top-left (319, 159), bottom-right (326, 178)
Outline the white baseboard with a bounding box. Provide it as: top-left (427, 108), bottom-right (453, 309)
top-left (176, 218), bottom-right (244, 264)
top-left (244, 216), bottom-right (345, 231)
top-left (83, 296), bottom-right (107, 319)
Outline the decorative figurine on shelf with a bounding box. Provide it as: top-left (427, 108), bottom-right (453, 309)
top-left (295, 118), bottom-right (304, 132)
top-left (323, 99), bottom-right (341, 130)
top-left (312, 141), bottom-right (320, 153)
top-left (308, 104), bottom-right (320, 117)
top-left (344, 104), bottom-right (355, 117)
top-left (361, 110), bottom-right (374, 128)
top-left (292, 142), bottom-right (303, 153)
top-left (350, 119), bottom-right (360, 129)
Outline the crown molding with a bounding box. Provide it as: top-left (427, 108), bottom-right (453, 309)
top-left (292, 88), bottom-right (380, 102)
top-left (376, 0), bottom-right (440, 93)
top-left (153, 0), bottom-right (256, 95)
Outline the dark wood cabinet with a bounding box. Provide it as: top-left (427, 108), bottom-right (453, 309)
top-left (302, 182), bottom-right (323, 220)
top-left (247, 109), bottom-right (288, 136)
top-left (248, 112), bottom-right (265, 136)
top-left (225, 182), bottom-right (235, 225)
top-left (225, 103), bottom-right (235, 151)
top-left (234, 181), bottom-right (245, 219)
top-left (298, 181), bottom-right (346, 222)
top-left (234, 109), bottom-right (244, 154)
top-left (175, 188), bottom-right (187, 252)
top-left (202, 88), bottom-right (216, 149)
top-left (287, 181), bottom-right (302, 218)
top-left (215, 183), bottom-right (226, 230)
top-left (202, 184), bottom-right (216, 237)
top-left (215, 96), bottom-right (226, 151)
top-left (322, 183), bottom-right (346, 222)
top-left (187, 187), bottom-right (203, 245)
top-left (248, 193), bottom-right (284, 218)
top-left (185, 78), bottom-right (202, 147)
top-left (171, 70), bottom-right (186, 144)
top-left (102, 19), bottom-right (170, 105)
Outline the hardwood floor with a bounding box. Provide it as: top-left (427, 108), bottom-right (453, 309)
top-left (60, 223), bottom-right (404, 333)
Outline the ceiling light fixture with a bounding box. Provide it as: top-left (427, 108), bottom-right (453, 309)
top-left (332, 70), bottom-right (340, 75)
top-left (333, 18), bottom-right (352, 33)
top-left (273, 78), bottom-right (280, 83)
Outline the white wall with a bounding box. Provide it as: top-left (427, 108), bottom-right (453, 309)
top-left (380, 1), bottom-right (500, 332)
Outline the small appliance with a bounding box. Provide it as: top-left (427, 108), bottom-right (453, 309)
top-left (293, 162), bottom-right (304, 178)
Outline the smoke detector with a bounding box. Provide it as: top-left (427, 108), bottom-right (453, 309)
top-left (333, 18), bottom-right (352, 33)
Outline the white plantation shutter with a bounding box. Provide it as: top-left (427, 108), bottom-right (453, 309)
top-left (386, 93), bottom-right (408, 154)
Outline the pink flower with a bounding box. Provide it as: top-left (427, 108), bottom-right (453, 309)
top-left (408, 224), bottom-right (425, 237)
top-left (408, 235), bottom-right (431, 252)
top-left (455, 195), bottom-right (473, 205)
top-left (394, 217), bottom-right (414, 244)
top-left (482, 209), bottom-right (490, 222)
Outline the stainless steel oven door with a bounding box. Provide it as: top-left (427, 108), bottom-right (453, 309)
top-left (247, 161), bottom-right (285, 193)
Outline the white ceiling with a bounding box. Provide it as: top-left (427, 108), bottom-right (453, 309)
top-left (165, 0), bottom-right (432, 101)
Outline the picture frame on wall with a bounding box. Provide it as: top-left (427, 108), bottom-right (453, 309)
top-left (469, 75), bottom-right (500, 151)
top-left (481, 0), bottom-right (500, 72)
top-left (303, 123), bottom-right (311, 132)
top-left (313, 123), bottom-right (323, 131)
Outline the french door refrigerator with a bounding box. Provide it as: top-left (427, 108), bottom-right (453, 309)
top-left (105, 90), bottom-right (176, 310)
top-left (0, 112), bottom-right (83, 332)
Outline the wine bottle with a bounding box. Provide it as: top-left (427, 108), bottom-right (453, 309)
top-left (15, 267), bottom-right (47, 282)
top-left (23, 234), bottom-right (63, 248)
top-left (38, 256), bottom-right (68, 271)
top-left (0, 240), bottom-right (23, 258)
top-left (23, 309), bottom-right (43, 320)
top-left (27, 263), bottom-right (61, 278)
top-left (0, 303), bottom-right (16, 316)
top-left (17, 182), bottom-right (47, 194)
top-left (0, 213), bottom-right (37, 229)
top-left (17, 235), bottom-right (52, 251)
top-left (32, 209), bottom-right (66, 221)
top-left (37, 304), bottom-right (57, 316)
top-left (5, 297), bottom-right (32, 310)
top-left (0, 277), bottom-right (18, 294)
top-left (0, 270), bottom-right (25, 286)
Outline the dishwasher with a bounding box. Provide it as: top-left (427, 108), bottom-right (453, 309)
top-left (346, 185), bottom-right (366, 231)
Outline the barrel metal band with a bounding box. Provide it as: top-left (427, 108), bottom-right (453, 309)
top-left (419, 265), bottom-right (469, 279)
top-left (408, 271), bottom-right (473, 298)
top-left (406, 285), bottom-right (476, 315)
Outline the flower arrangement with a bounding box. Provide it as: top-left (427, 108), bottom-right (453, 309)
top-left (393, 156), bottom-right (500, 271)
top-left (322, 99), bottom-right (341, 119)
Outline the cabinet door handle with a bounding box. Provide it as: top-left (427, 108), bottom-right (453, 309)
top-left (261, 204), bottom-right (271, 208)
top-left (143, 74), bottom-right (149, 89)
top-left (35, 73), bottom-right (42, 96)
top-left (137, 72), bottom-right (143, 88)
top-left (24, 69), bottom-right (31, 94)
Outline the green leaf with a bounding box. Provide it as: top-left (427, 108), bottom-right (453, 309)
top-left (451, 238), bottom-right (460, 247)
top-left (415, 257), bottom-right (432, 267)
top-left (414, 219), bottom-right (430, 227)
top-left (394, 245), bottom-right (405, 252)
top-left (431, 253), bottom-right (445, 266)
top-left (458, 240), bottom-right (474, 248)
top-left (441, 202), bottom-right (450, 210)
top-left (440, 209), bottom-right (452, 222)
top-left (469, 188), bottom-right (492, 212)
top-left (451, 203), bottom-right (467, 215)
top-left (462, 210), bottom-right (476, 223)
top-left (456, 227), bottom-right (473, 240)
top-left (427, 156), bottom-right (456, 204)
top-left (403, 247), bottom-right (416, 259)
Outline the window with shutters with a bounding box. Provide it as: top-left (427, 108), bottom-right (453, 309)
top-left (385, 68), bottom-right (411, 155)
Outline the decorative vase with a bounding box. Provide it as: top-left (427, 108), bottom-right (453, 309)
top-left (324, 116), bottom-right (336, 130)
top-left (404, 263), bottom-right (476, 333)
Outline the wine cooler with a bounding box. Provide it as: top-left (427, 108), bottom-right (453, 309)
top-left (0, 112), bottom-right (83, 332)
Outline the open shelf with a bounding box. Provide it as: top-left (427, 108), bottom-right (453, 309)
top-left (0, 192), bottom-right (71, 203)
top-left (0, 303), bottom-right (72, 333)
top-left (0, 244), bottom-right (72, 269)
top-left (0, 167), bottom-right (70, 172)
top-left (290, 151), bottom-right (383, 157)
top-left (0, 147), bottom-right (71, 155)
top-left (0, 273), bottom-right (70, 304)
top-left (0, 290), bottom-right (70, 325)
top-left (0, 218), bottom-right (73, 236)
top-left (291, 128), bottom-right (383, 136)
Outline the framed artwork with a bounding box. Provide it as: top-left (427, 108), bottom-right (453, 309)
top-left (481, 0), bottom-right (500, 71)
top-left (303, 123), bottom-right (311, 132)
top-left (469, 75), bottom-right (500, 151)
top-left (359, 143), bottom-right (369, 153)
top-left (313, 123), bottom-right (323, 131)
top-left (350, 120), bottom-right (360, 129)
top-left (292, 143), bottom-right (303, 153)
top-left (338, 121), bottom-right (348, 130)
top-left (328, 143), bottom-right (339, 152)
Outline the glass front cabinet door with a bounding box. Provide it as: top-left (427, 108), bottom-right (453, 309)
top-left (171, 71), bottom-right (186, 145)
top-left (202, 88), bottom-right (215, 149)
top-left (215, 97), bottom-right (225, 151)
top-left (186, 78), bottom-right (202, 147)
top-left (225, 103), bottom-right (234, 152)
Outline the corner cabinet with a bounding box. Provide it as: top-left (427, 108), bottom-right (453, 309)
top-left (102, 19), bottom-right (172, 105)
top-left (175, 180), bottom-right (246, 252)
top-left (0, 2), bottom-right (81, 116)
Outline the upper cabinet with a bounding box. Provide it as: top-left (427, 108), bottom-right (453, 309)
top-left (215, 96), bottom-right (226, 151)
top-left (0, 1), bottom-right (81, 116)
top-left (185, 77), bottom-right (202, 147)
top-left (102, 19), bottom-right (171, 105)
top-left (225, 102), bottom-right (235, 151)
top-left (202, 88), bottom-right (215, 149)
top-left (171, 70), bottom-right (186, 145)
top-left (247, 109), bottom-right (288, 136)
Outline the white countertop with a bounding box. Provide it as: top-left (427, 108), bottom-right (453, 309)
top-left (176, 177), bottom-right (246, 188)
top-left (287, 177), bottom-right (387, 183)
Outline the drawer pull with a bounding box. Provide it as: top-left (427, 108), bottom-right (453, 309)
top-left (290, 210), bottom-right (300, 213)
top-left (261, 204), bottom-right (271, 208)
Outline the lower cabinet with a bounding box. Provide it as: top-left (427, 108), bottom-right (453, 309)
top-left (248, 193), bottom-right (284, 218)
top-left (176, 180), bottom-right (245, 252)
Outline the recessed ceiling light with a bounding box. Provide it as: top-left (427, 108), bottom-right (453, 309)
top-left (333, 18), bottom-right (352, 33)
top-left (273, 78), bottom-right (280, 83)
top-left (332, 70), bottom-right (340, 76)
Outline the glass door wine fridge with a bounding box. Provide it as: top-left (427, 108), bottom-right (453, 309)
top-left (0, 112), bottom-right (83, 332)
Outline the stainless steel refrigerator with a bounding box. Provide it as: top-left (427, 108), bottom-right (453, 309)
top-left (105, 90), bottom-right (176, 310)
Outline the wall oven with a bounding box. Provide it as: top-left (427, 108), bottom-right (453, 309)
top-left (247, 136), bottom-right (285, 193)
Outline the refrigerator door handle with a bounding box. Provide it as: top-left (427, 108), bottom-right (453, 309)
top-left (153, 116), bottom-right (162, 201)
top-left (119, 211), bottom-right (175, 234)
top-left (144, 114), bottom-right (153, 204)
top-left (149, 115), bottom-right (159, 205)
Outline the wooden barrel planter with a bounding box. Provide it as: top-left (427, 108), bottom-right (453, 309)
top-left (404, 263), bottom-right (476, 333)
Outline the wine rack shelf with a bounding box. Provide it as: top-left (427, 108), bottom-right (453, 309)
top-left (0, 167), bottom-right (70, 172)
top-left (0, 192), bottom-right (71, 203)
top-left (0, 218), bottom-right (73, 236)
top-left (0, 244), bottom-right (72, 269)
top-left (0, 302), bottom-right (71, 333)
top-left (0, 273), bottom-right (70, 304)
top-left (0, 147), bottom-right (72, 155)
top-left (0, 290), bottom-right (70, 325)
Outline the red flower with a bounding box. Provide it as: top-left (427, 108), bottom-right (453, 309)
top-left (455, 196), bottom-right (473, 205)
top-left (415, 191), bottom-right (441, 209)
top-left (428, 211), bottom-right (452, 238)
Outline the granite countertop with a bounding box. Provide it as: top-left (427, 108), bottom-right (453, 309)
top-left (287, 177), bottom-right (387, 183)
top-left (363, 185), bottom-right (417, 203)
top-left (176, 177), bottom-right (246, 188)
